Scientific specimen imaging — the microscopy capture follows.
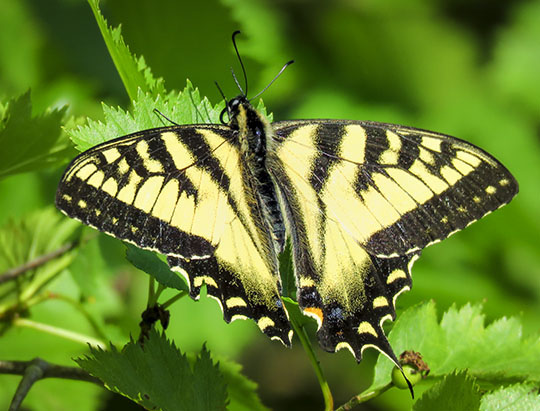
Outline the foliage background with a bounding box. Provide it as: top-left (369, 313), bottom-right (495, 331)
top-left (0, 0), bottom-right (539, 409)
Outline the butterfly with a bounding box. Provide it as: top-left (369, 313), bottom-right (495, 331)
top-left (55, 33), bottom-right (518, 384)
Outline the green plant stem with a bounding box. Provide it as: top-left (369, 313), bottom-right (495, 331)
top-left (335, 382), bottom-right (392, 410)
top-left (42, 294), bottom-right (109, 342)
top-left (147, 276), bottom-right (156, 306)
top-left (290, 317), bottom-right (333, 411)
top-left (13, 318), bottom-right (106, 349)
top-left (161, 291), bottom-right (187, 309)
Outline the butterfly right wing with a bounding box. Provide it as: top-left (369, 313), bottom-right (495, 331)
top-left (56, 125), bottom-right (291, 344)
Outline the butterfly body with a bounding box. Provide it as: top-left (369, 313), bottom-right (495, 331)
top-left (56, 93), bottom-right (518, 370)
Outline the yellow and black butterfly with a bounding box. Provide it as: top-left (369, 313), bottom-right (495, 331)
top-left (55, 35), bottom-right (518, 379)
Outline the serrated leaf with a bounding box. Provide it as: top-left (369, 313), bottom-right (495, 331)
top-left (217, 358), bottom-right (268, 411)
top-left (367, 301), bottom-right (540, 393)
top-left (0, 91), bottom-right (74, 179)
top-left (69, 83), bottom-right (225, 152)
top-left (414, 371), bottom-right (481, 411)
top-left (88, 0), bottom-right (165, 101)
top-left (125, 244), bottom-right (188, 292)
top-left (480, 383), bottom-right (540, 410)
top-left (76, 329), bottom-right (227, 411)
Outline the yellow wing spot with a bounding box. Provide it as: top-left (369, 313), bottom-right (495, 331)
top-left (111, 217), bottom-right (118, 225)
top-left (456, 150), bottom-right (482, 167)
top-left (78, 199), bottom-right (87, 208)
top-left (421, 136), bottom-right (442, 152)
top-left (87, 170), bottom-right (105, 188)
top-left (440, 165), bottom-right (462, 185)
top-left (379, 130), bottom-right (401, 165)
top-left (74, 162), bottom-right (98, 181)
top-left (131, 226), bottom-right (138, 234)
top-left (117, 170), bottom-right (142, 204)
top-left (193, 276), bottom-right (218, 289)
top-left (161, 131), bottom-right (195, 169)
top-left (340, 125), bottom-right (367, 163)
top-left (452, 158), bottom-right (474, 175)
top-left (457, 205), bottom-right (467, 213)
top-left (409, 159), bottom-right (449, 194)
top-left (225, 297), bottom-right (247, 308)
top-left (102, 148), bottom-right (121, 163)
top-left (441, 216), bottom-right (449, 224)
top-left (373, 296), bottom-right (389, 308)
top-left (303, 307), bottom-right (324, 325)
top-left (133, 176), bottom-right (164, 213)
top-left (62, 194), bottom-right (72, 202)
top-left (473, 196), bottom-right (481, 203)
top-left (117, 158), bottom-right (130, 175)
top-left (95, 209), bottom-right (101, 217)
top-left (499, 178), bottom-right (510, 186)
top-left (357, 321), bottom-right (378, 337)
top-left (257, 317), bottom-right (275, 331)
top-left (387, 269), bottom-right (407, 284)
top-left (485, 185), bottom-right (496, 195)
top-left (418, 146), bottom-right (435, 166)
top-left (102, 177), bottom-right (119, 197)
top-left (136, 140), bottom-right (164, 173)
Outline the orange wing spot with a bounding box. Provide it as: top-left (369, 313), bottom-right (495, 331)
top-left (304, 307), bottom-right (324, 323)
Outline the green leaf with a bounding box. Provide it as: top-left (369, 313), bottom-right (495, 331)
top-left (480, 383), bottom-right (540, 410)
top-left (414, 371), bottom-right (481, 411)
top-left (125, 244), bottom-right (188, 292)
top-left (76, 329), bottom-right (228, 410)
top-left (69, 82), bottom-right (225, 151)
top-left (367, 301), bottom-right (540, 393)
top-left (87, 0), bottom-right (165, 101)
top-left (217, 358), bottom-right (268, 411)
top-left (0, 91), bottom-right (74, 179)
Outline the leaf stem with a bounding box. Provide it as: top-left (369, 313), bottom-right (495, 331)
top-left (290, 317), bottom-right (333, 411)
top-left (161, 291), bottom-right (187, 309)
top-left (13, 318), bottom-right (106, 349)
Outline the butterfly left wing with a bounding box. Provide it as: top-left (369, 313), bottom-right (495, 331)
top-left (269, 119), bottom-right (517, 363)
top-left (56, 125), bottom-right (292, 344)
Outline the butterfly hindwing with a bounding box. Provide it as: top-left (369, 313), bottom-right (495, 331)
top-left (56, 124), bottom-right (291, 344)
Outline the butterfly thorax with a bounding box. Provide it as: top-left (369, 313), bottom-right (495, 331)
top-left (229, 96), bottom-right (286, 253)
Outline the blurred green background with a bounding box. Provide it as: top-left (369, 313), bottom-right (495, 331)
top-left (0, 0), bottom-right (539, 410)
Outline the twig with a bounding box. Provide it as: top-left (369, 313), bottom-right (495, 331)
top-left (0, 241), bottom-right (78, 285)
top-left (1, 358), bottom-right (101, 411)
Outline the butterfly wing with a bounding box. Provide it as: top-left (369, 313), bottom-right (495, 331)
top-left (269, 119), bottom-right (517, 361)
top-left (56, 125), bottom-right (291, 343)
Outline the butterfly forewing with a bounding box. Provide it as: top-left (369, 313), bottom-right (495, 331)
top-left (271, 120), bottom-right (518, 258)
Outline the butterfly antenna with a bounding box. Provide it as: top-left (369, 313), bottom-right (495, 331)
top-left (215, 81), bottom-right (230, 124)
top-left (187, 87), bottom-right (206, 123)
top-left (232, 30), bottom-right (248, 96)
top-left (153, 108), bottom-right (179, 126)
top-left (250, 60), bottom-right (294, 101)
